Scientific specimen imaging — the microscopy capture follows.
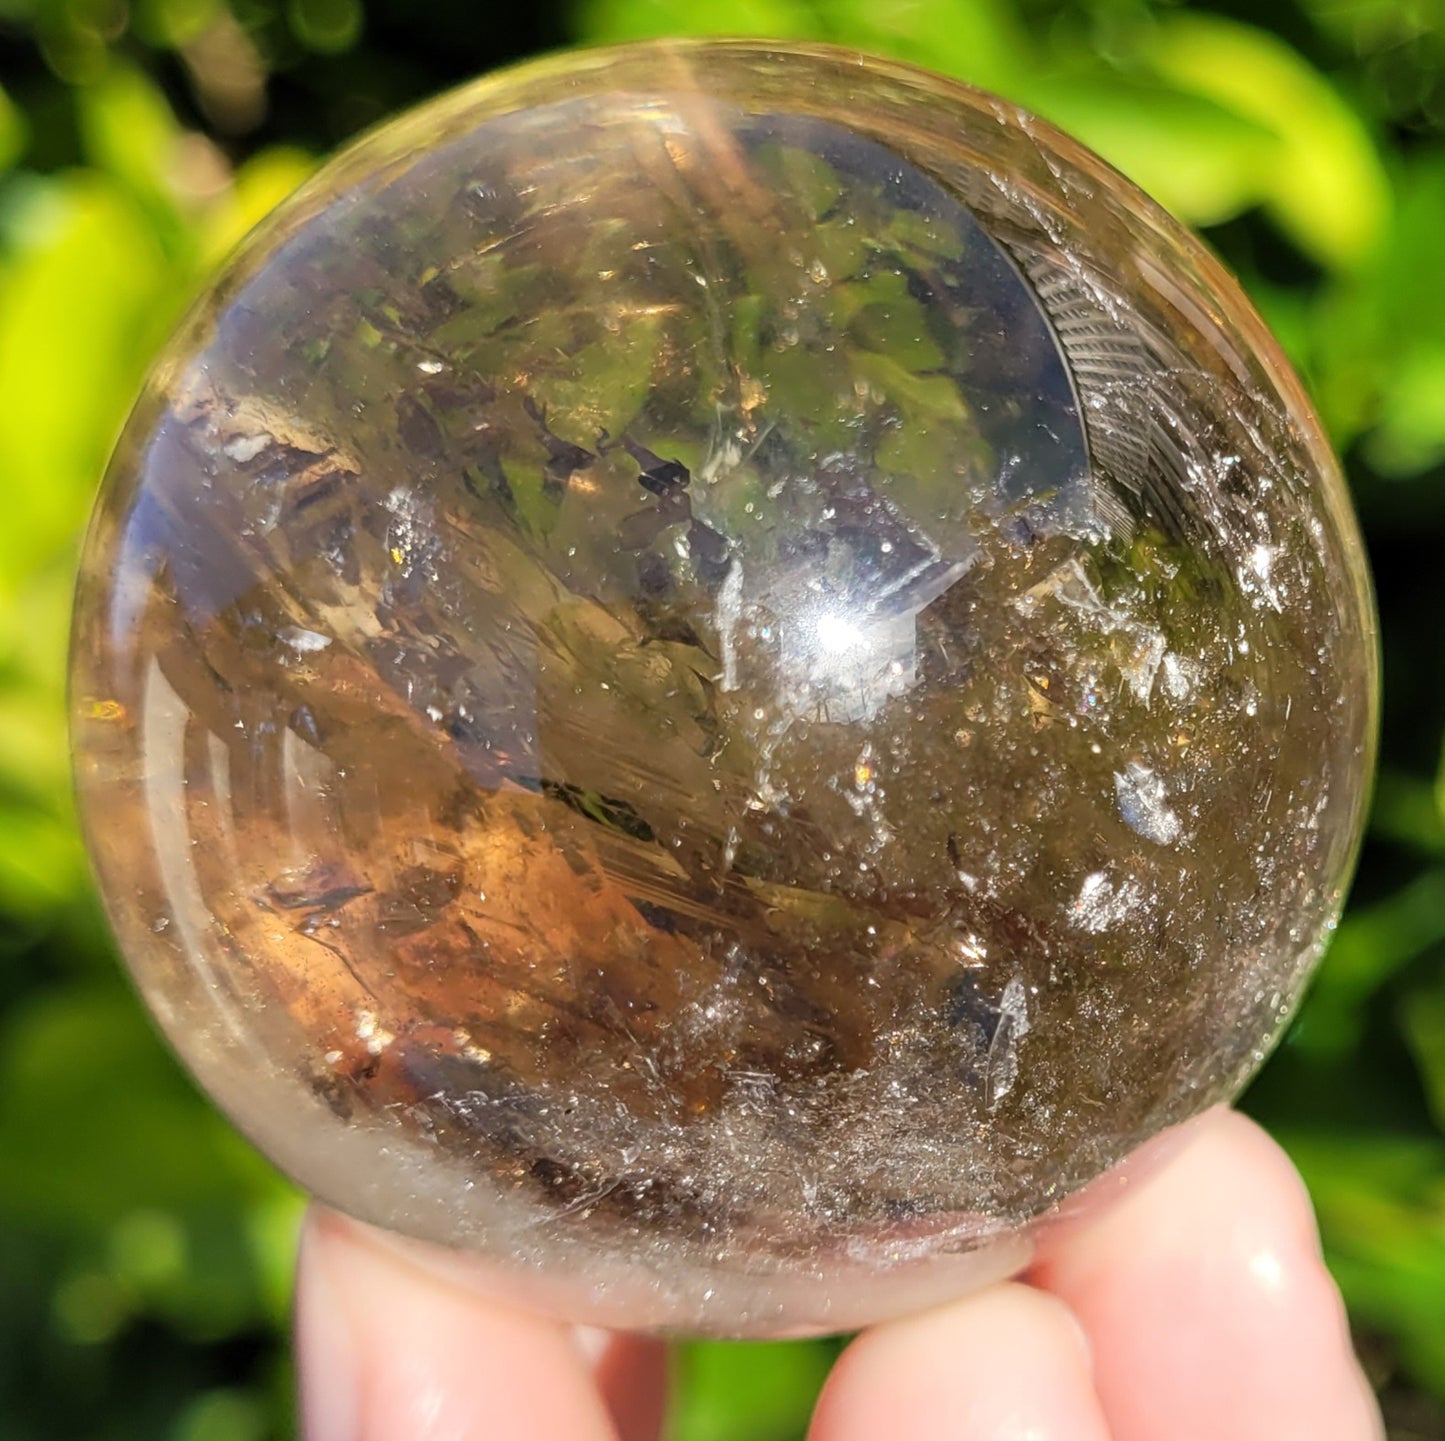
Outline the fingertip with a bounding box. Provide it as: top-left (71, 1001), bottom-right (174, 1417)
top-left (810, 1282), bottom-right (1109, 1441)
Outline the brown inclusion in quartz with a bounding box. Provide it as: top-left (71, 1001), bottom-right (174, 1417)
top-left (72, 42), bottom-right (1376, 1335)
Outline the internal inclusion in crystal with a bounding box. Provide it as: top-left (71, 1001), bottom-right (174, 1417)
top-left (71, 46), bottom-right (1376, 1330)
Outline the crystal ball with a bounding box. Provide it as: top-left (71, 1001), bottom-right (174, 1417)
top-left (71, 39), bottom-right (1377, 1336)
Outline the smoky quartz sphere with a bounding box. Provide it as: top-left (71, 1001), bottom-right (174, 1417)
top-left (72, 40), bottom-right (1377, 1336)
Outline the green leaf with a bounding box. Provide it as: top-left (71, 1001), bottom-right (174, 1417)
top-left (842, 270), bottom-right (945, 371)
top-left (852, 350), bottom-right (966, 424)
top-left (1284, 1131), bottom-right (1445, 1393)
top-left (131, 0), bottom-right (222, 49)
top-left (531, 313), bottom-right (665, 438)
top-left (1307, 153), bottom-right (1445, 461)
top-left (1370, 768), bottom-right (1445, 855)
top-left (752, 141), bottom-right (843, 225)
top-left (669, 1339), bottom-right (836, 1441)
top-left (1366, 341), bottom-right (1445, 476)
top-left (1146, 13), bottom-right (1390, 270)
top-left (0, 986), bottom-right (287, 1230)
top-left (1437, 733), bottom-right (1445, 828)
top-left (572, 0), bottom-right (814, 42)
top-left (78, 61), bottom-right (185, 216)
top-left (1402, 979), bottom-right (1445, 1132)
top-left (288, 0), bottom-right (363, 53)
top-left (0, 171), bottom-right (173, 577)
top-left (1022, 75), bottom-right (1278, 228)
top-left (0, 804), bottom-right (87, 915)
top-left (1296, 0), bottom-right (1445, 56)
top-left (0, 81), bottom-right (27, 173)
top-left (0, 563), bottom-right (79, 793)
top-left (756, 343), bottom-right (855, 449)
top-left (1291, 867), bottom-right (1445, 1057)
top-left (200, 147), bottom-right (316, 268)
top-left (812, 0), bottom-right (1031, 94)
top-left (172, 1388), bottom-right (270, 1441)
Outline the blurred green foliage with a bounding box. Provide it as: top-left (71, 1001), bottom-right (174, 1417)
top-left (0, 0), bottom-right (1443, 1436)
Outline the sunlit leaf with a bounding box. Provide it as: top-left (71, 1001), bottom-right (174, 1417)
top-left (1023, 75), bottom-right (1277, 227)
top-left (78, 61), bottom-right (184, 216)
top-left (0, 172), bottom-right (174, 576)
top-left (669, 1339), bottom-right (835, 1441)
top-left (0, 803), bottom-right (87, 913)
top-left (1147, 13), bottom-right (1390, 269)
top-left (573, 0), bottom-right (814, 42)
top-left (814, 0), bottom-right (1029, 94)
top-left (243, 1192), bottom-right (307, 1326)
top-left (200, 145), bottom-right (316, 267)
top-left (1309, 152), bottom-right (1445, 461)
top-left (0, 566), bottom-right (74, 783)
top-left (1369, 344), bottom-right (1445, 475)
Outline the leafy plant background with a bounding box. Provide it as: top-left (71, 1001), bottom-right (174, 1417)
top-left (0, 0), bottom-right (1443, 1436)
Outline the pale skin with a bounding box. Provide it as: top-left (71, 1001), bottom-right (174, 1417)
top-left (295, 1109), bottom-right (1384, 1441)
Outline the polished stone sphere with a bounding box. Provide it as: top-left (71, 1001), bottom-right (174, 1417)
top-left (71, 39), bottom-right (1377, 1336)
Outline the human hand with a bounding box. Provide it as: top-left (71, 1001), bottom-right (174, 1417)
top-left (294, 1108), bottom-right (1383, 1440)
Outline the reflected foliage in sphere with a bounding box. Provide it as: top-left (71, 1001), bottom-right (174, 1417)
top-left (71, 40), bottom-right (1377, 1335)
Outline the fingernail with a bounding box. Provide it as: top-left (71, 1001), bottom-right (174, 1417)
top-left (296, 1211), bottom-right (361, 1441)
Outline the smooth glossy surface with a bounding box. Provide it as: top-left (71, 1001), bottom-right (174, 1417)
top-left (71, 40), bottom-right (1377, 1336)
